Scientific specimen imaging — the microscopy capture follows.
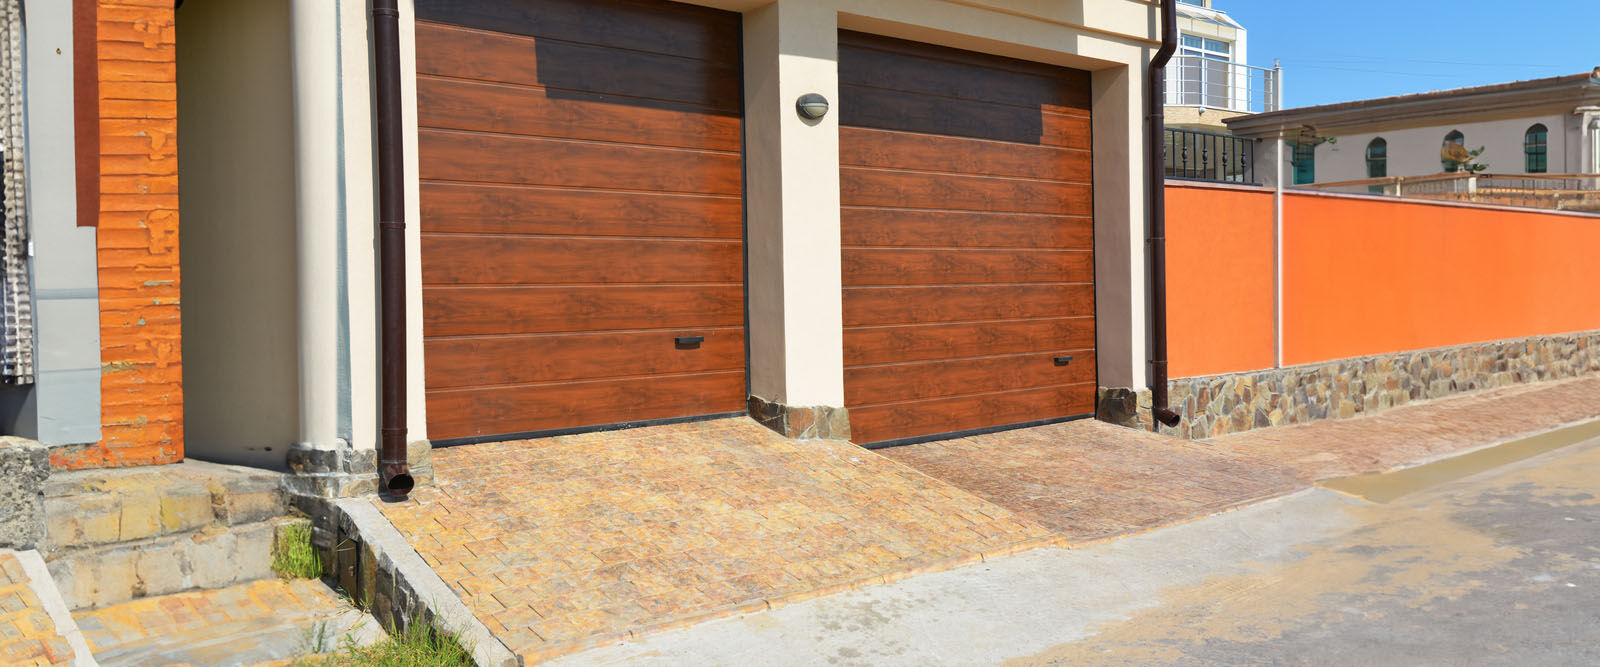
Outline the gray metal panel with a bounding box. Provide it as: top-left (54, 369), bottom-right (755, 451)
top-left (21, 0), bottom-right (101, 445)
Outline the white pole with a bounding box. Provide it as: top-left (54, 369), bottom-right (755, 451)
top-left (290, 0), bottom-right (340, 450)
top-left (1273, 131), bottom-right (1284, 369)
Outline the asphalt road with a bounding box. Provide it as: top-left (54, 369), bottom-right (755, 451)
top-left (558, 434), bottom-right (1600, 667)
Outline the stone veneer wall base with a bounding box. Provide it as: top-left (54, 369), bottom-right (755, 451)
top-left (1162, 331), bottom-right (1600, 439)
top-left (748, 395), bottom-right (852, 441)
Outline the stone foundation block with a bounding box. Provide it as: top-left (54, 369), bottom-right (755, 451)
top-left (0, 437), bottom-right (49, 550)
top-left (748, 395), bottom-right (851, 440)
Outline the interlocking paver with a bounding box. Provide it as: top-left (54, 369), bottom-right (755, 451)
top-left (74, 578), bottom-right (379, 665)
top-left (378, 417), bottom-right (1056, 662)
top-left (887, 376), bottom-right (1600, 544)
top-left (0, 552), bottom-right (75, 666)
top-left (1209, 375), bottom-right (1600, 481)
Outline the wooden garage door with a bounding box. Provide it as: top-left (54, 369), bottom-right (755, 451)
top-left (839, 31), bottom-right (1097, 446)
top-left (415, 0), bottom-right (746, 442)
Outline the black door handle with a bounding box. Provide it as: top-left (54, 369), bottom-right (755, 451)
top-left (1053, 355), bottom-right (1074, 366)
top-left (675, 336), bottom-right (705, 349)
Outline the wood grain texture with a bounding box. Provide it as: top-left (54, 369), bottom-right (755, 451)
top-left (839, 31), bottom-right (1096, 445)
top-left (424, 284), bottom-right (744, 337)
top-left (415, 21), bottom-right (741, 111)
top-left (842, 284), bottom-right (1094, 328)
top-left (846, 351), bottom-right (1097, 407)
top-left (420, 129), bottom-right (740, 195)
top-left (849, 383), bottom-right (1097, 445)
top-left (427, 371), bottom-right (746, 440)
top-left (422, 235), bottom-right (742, 286)
top-left (840, 127), bottom-right (1090, 182)
top-left (420, 183), bottom-right (740, 239)
top-left (842, 248), bottom-right (1091, 286)
top-left (844, 318), bottom-right (1094, 367)
top-left (419, 0), bottom-right (745, 440)
top-left (416, 0), bottom-right (740, 63)
top-left (419, 75), bottom-right (741, 152)
top-left (840, 208), bottom-right (1090, 250)
top-left (425, 328), bottom-right (743, 390)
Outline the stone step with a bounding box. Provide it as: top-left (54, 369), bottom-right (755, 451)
top-left (47, 518), bottom-right (297, 611)
top-left (42, 460), bottom-right (287, 555)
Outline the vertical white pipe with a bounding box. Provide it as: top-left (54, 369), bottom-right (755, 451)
top-left (1273, 133), bottom-right (1284, 369)
top-left (289, 0), bottom-right (340, 449)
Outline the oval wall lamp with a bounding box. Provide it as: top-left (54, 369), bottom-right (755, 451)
top-left (796, 93), bottom-right (830, 120)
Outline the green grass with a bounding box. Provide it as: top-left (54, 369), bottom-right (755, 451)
top-left (272, 520), bottom-right (324, 580)
top-left (299, 619), bottom-right (474, 667)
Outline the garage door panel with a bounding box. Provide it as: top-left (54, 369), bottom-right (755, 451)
top-left (840, 85), bottom-right (1091, 148)
top-left (420, 130), bottom-right (740, 194)
top-left (424, 285), bottom-right (743, 337)
top-left (841, 32), bottom-right (1095, 445)
top-left (419, 76), bottom-right (741, 152)
top-left (840, 127), bottom-right (1090, 182)
top-left (838, 35), bottom-right (1091, 113)
top-left (426, 371), bottom-right (747, 441)
top-left (842, 248), bottom-right (1091, 286)
top-left (848, 384), bottom-right (1097, 445)
top-left (421, 183), bottom-right (740, 240)
top-left (840, 168), bottom-right (1092, 215)
top-left (423, 236), bottom-right (742, 286)
top-left (416, 0), bottom-right (740, 63)
top-left (844, 318), bottom-right (1095, 367)
top-left (425, 328), bottom-right (743, 390)
top-left (840, 208), bottom-right (1090, 250)
top-left (421, 0), bottom-right (743, 440)
top-left (845, 351), bottom-right (1097, 407)
top-left (843, 284), bottom-right (1093, 328)
top-left (416, 22), bottom-right (741, 111)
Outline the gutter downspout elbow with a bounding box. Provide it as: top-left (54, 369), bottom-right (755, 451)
top-left (373, 0), bottom-right (413, 497)
top-left (1146, 0), bottom-right (1182, 430)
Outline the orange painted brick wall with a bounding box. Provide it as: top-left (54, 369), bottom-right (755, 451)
top-left (55, 1), bottom-right (182, 469)
top-left (1166, 184), bottom-right (1277, 378)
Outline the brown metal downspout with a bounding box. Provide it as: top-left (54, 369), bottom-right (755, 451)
top-left (1146, 0), bottom-right (1182, 430)
top-left (374, 0), bottom-right (413, 497)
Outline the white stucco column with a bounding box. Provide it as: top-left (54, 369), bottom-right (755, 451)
top-left (1091, 63), bottom-right (1147, 393)
top-left (288, 0), bottom-right (342, 450)
top-left (742, 1), bottom-right (846, 411)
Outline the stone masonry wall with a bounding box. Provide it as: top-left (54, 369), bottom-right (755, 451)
top-left (55, 1), bottom-right (182, 469)
top-left (1161, 331), bottom-right (1600, 439)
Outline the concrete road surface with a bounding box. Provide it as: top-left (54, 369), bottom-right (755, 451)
top-left (556, 433), bottom-right (1600, 666)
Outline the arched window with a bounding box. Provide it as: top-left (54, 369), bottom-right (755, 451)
top-left (1525, 124), bottom-right (1548, 173)
top-left (1442, 130), bottom-right (1465, 172)
top-left (1365, 138), bottom-right (1387, 178)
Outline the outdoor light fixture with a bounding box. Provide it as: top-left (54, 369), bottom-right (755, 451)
top-left (796, 93), bottom-right (830, 120)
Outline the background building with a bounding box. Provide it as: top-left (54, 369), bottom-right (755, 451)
top-left (1163, 0), bottom-right (1279, 132)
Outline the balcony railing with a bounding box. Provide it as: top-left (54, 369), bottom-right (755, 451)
top-left (1300, 173), bottom-right (1600, 212)
top-left (1166, 56), bottom-right (1280, 114)
top-left (1165, 127), bottom-right (1256, 185)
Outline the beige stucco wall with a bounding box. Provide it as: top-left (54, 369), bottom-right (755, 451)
top-left (1314, 113), bottom-right (1576, 182)
top-left (177, 0), bottom-right (299, 468)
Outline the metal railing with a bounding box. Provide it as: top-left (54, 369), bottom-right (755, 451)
top-left (1166, 56), bottom-right (1280, 114)
top-left (1165, 127), bottom-right (1256, 185)
top-left (1300, 173), bottom-right (1600, 212)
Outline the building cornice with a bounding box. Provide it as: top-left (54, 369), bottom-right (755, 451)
top-left (1226, 69), bottom-right (1600, 138)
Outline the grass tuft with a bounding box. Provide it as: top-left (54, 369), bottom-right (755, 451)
top-left (298, 618), bottom-right (474, 667)
top-left (273, 520), bottom-right (324, 580)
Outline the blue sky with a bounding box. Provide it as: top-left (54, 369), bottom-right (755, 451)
top-left (1216, 1), bottom-right (1600, 108)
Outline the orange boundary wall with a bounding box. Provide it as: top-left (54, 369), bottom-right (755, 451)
top-left (1282, 193), bottom-right (1600, 366)
top-left (1166, 184), bottom-right (1275, 378)
top-left (1166, 183), bottom-right (1600, 377)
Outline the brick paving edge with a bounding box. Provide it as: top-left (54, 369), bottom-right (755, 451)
top-left (6, 549), bottom-right (97, 666)
top-left (333, 500), bottom-right (521, 667)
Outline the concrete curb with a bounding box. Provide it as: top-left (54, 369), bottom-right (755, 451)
top-left (7, 549), bottom-right (97, 666)
top-left (332, 499), bottom-right (520, 667)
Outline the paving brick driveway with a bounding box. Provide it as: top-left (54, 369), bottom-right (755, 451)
top-left (378, 418), bottom-right (1055, 661)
